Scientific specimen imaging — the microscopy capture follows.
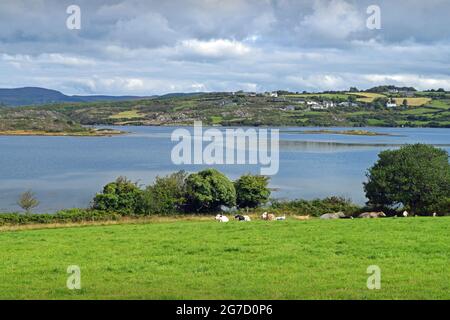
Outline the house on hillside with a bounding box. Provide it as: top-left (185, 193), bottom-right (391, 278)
top-left (339, 102), bottom-right (359, 107)
top-left (386, 101), bottom-right (397, 108)
top-left (323, 101), bottom-right (335, 108)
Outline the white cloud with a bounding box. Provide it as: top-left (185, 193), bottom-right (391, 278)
top-left (1, 53), bottom-right (96, 67)
top-left (298, 0), bottom-right (365, 40)
top-left (363, 74), bottom-right (450, 90)
top-left (176, 39), bottom-right (252, 59)
top-left (1, 0), bottom-right (450, 94)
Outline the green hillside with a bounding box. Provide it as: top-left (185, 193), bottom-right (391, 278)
top-left (1, 89), bottom-right (449, 134)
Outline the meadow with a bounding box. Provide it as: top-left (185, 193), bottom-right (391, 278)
top-left (0, 217), bottom-right (449, 300)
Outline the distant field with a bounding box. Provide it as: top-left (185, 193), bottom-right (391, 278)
top-left (283, 93), bottom-right (350, 99)
top-left (210, 116), bottom-right (223, 124)
top-left (0, 218), bottom-right (449, 299)
top-left (109, 110), bottom-right (144, 119)
top-left (401, 107), bottom-right (436, 115)
top-left (347, 92), bottom-right (386, 103)
top-left (393, 98), bottom-right (432, 107)
top-left (430, 100), bottom-right (450, 110)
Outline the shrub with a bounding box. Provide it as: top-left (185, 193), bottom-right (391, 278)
top-left (185, 169), bottom-right (236, 212)
top-left (93, 177), bottom-right (143, 215)
top-left (141, 171), bottom-right (187, 215)
top-left (270, 197), bottom-right (360, 217)
top-left (0, 209), bottom-right (121, 226)
top-left (17, 190), bottom-right (39, 214)
top-left (364, 144), bottom-right (450, 215)
top-left (235, 174), bottom-right (271, 208)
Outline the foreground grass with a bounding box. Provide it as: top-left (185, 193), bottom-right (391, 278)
top-left (0, 218), bottom-right (449, 300)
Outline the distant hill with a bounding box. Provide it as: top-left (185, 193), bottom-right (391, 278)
top-left (0, 87), bottom-right (149, 107)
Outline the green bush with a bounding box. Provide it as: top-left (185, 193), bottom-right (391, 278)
top-left (93, 177), bottom-right (143, 215)
top-left (185, 169), bottom-right (236, 213)
top-left (270, 197), bottom-right (360, 217)
top-left (364, 144), bottom-right (450, 215)
top-left (235, 174), bottom-right (271, 208)
top-left (0, 209), bottom-right (121, 226)
top-left (141, 171), bottom-right (187, 215)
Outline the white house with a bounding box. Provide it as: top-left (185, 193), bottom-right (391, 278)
top-left (323, 101), bottom-right (335, 108)
top-left (386, 102), bottom-right (397, 108)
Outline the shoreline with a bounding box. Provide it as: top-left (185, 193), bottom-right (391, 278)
top-left (1, 126), bottom-right (449, 137)
top-left (289, 129), bottom-right (399, 136)
top-left (0, 129), bottom-right (126, 137)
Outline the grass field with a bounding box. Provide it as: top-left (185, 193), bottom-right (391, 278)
top-left (347, 92), bottom-right (386, 102)
top-left (393, 97), bottom-right (432, 107)
top-left (401, 107), bottom-right (437, 115)
top-left (0, 218), bottom-right (449, 300)
top-left (109, 110), bottom-right (144, 119)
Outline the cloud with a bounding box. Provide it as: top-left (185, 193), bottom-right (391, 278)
top-left (176, 39), bottom-right (252, 60)
top-left (0, 0), bottom-right (450, 94)
top-left (362, 74), bottom-right (450, 91)
top-left (298, 0), bottom-right (365, 41)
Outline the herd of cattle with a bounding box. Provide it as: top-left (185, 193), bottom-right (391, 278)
top-left (215, 212), bottom-right (286, 223)
top-left (215, 210), bottom-right (415, 222)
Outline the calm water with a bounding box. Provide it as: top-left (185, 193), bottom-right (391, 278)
top-left (0, 126), bottom-right (449, 213)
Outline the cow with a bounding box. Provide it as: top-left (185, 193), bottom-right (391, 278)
top-left (358, 212), bottom-right (386, 219)
top-left (234, 215), bottom-right (251, 222)
top-left (294, 215), bottom-right (311, 221)
top-left (320, 212), bottom-right (346, 220)
top-left (261, 212), bottom-right (276, 221)
top-left (215, 214), bottom-right (229, 222)
top-left (275, 215), bottom-right (286, 221)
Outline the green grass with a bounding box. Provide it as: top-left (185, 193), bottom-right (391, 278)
top-left (430, 100), bottom-right (450, 110)
top-left (210, 116), bottom-right (223, 124)
top-left (366, 119), bottom-right (386, 126)
top-left (0, 218), bottom-right (449, 300)
top-left (347, 92), bottom-right (386, 103)
top-left (401, 108), bottom-right (437, 115)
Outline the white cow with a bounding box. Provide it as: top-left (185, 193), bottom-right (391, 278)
top-left (215, 214), bottom-right (229, 222)
top-left (261, 212), bottom-right (276, 221)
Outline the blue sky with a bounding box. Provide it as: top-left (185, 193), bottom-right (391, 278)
top-left (1, 0), bottom-right (450, 95)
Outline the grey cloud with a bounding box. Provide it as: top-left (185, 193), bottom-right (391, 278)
top-left (1, 0), bottom-right (450, 94)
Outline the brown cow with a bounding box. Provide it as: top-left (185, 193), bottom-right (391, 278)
top-left (261, 212), bottom-right (276, 221)
top-left (358, 212), bottom-right (386, 219)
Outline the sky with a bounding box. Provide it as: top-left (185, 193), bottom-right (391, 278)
top-left (0, 0), bottom-right (450, 95)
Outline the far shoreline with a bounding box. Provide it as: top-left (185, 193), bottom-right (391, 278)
top-left (0, 129), bottom-right (127, 137)
top-left (2, 125), bottom-right (449, 137)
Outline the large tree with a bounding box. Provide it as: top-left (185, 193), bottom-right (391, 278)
top-left (364, 144), bottom-right (450, 215)
top-left (93, 176), bottom-right (143, 214)
top-left (185, 169), bottom-right (236, 212)
top-left (235, 174), bottom-right (271, 208)
top-left (141, 171), bottom-right (187, 215)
